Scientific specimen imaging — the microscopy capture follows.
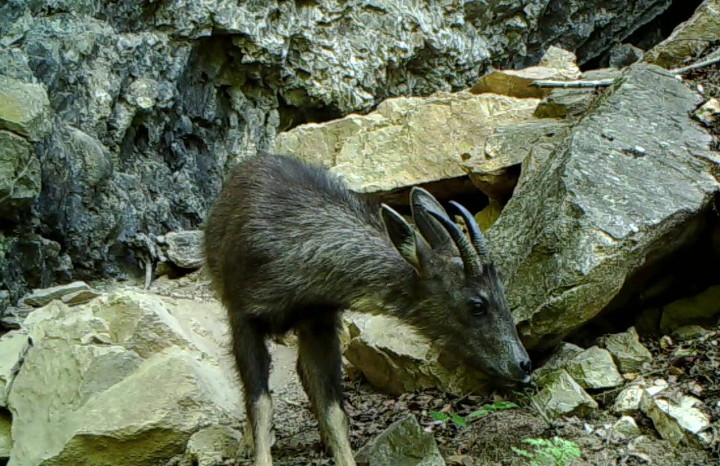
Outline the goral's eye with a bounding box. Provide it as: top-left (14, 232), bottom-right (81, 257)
top-left (470, 298), bottom-right (487, 318)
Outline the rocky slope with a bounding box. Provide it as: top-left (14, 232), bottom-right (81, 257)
top-left (1, 0), bottom-right (679, 310)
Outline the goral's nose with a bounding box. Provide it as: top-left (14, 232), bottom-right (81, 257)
top-left (520, 359), bottom-right (532, 376)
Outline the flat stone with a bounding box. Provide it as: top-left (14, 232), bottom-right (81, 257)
top-left (21, 281), bottom-right (92, 308)
top-left (356, 415), bottom-right (445, 466)
top-left (533, 89), bottom-right (596, 119)
top-left (0, 329), bottom-right (31, 407)
top-left (61, 289), bottom-right (102, 306)
top-left (0, 76), bottom-right (51, 141)
top-left (661, 285), bottom-right (720, 332)
top-left (600, 327), bottom-right (652, 373)
top-left (485, 63), bottom-right (720, 350)
top-left (672, 325), bottom-right (713, 340)
top-left (532, 370), bottom-right (598, 418)
top-left (470, 46), bottom-right (581, 98)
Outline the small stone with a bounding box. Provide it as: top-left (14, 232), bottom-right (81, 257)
top-left (694, 98), bottom-right (719, 127)
top-left (561, 346), bottom-right (624, 389)
top-left (164, 230), bottom-right (204, 269)
top-left (21, 281), bottom-right (92, 308)
top-left (623, 373), bottom-right (639, 381)
top-left (600, 327), bottom-right (652, 373)
top-left (669, 366), bottom-right (684, 376)
top-left (613, 379), bottom-right (669, 415)
top-left (184, 425), bottom-right (244, 466)
top-left (672, 325), bottom-right (712, 340)
top-left (659, 335), bottom-right (673, 350)
top-left (661, 285), bottom-right (720, 332)
top-left (125, 78), bottom-right (159, 111)
top-left (532, 370), bottom-right (598, 418)
top-left (612, 416), bottom-right (641, 439)
top-left (355, 415), bottom-right (445, 466)
top-left (640, 390), bottom-right (712, 447)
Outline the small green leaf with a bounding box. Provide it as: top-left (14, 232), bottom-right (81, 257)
top-left (430, 410), bottom-right (449, 422)
top-left (451, 413), bottom-right (467, 427)
top-left (467, 408), bottom-right (489, 419)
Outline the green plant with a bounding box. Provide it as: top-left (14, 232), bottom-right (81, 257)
top-left (429, 401), bottom-right (518, 428)
top-left (511, 437), bottom-right (582, 466)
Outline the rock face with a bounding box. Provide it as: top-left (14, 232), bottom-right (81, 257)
top-left (343, 314), bottom-right (489, 396)
top-left (486, 63), bottom-right (720, 349)
top-left (6, 291), bottom-right (243, 466)
top-left (0, 131), bottom-right (41, 219)
top-left (0, 0), bottom-right (678, 308)
top-left (355, 415), bottom-right (445, 466)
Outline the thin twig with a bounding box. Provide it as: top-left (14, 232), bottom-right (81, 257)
top-left (670, 55), bottom-right (720, 74)
top-left (531, 79), bottom-right (615, 88)
top-left (143, 258), bottom-right (153, 290)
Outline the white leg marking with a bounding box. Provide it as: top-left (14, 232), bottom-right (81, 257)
top-left (253, 393), bottom-right (274, 466)
top-left (324, 403), bottom-right (356, 466)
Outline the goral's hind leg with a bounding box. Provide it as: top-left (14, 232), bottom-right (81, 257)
top-left (231, 316), bottom-right (274, 466)
top-left (295, 310), bottom-right (356, 466)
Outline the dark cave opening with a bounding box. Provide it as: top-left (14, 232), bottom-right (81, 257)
top-left (581, 0), bottom-right (706, 71)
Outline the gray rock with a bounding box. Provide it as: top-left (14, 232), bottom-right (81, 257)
top-left (600, 327), bottom-right (652, 373)
top-left (661, 285), bottom-right (720, 332)
top-left (537, 346), bottom-right (623, 389)
top-left (640, 387), bottom-right (713, 447)
top-left (60, 289), bottom-right (102, 306)
top-left (0, 76), bottom-right (51, 141)
top-left (0, 330), bottom-right (31, 407)
top-left (21, 281), bottom-right (92, 308)
top-left (0, 131), bottom-right (41, 219)
top-left (486, 63), bottom-right (720, 350)
top-left (612, 416), bottom-right (642, 439)
top-left (0, 0), bottom-right (681, 306)
top-left (356, 415), bottom-right (445, 466)
top-left (164, 231), bottom-right (205, 269)
top-left (612, 379), bottom-right (669, 415)
top-left (532, 370), bottom-right (598, 418)
top-left (608, 44), bottom-right (644, 68)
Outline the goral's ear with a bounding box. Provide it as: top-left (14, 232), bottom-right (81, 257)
top-left (380, 204), bottom-right (430, 275)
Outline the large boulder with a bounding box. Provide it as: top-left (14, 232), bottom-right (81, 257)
top-left (6, 291), bottom-right (243, 466)
top-left (486, 63), bottom-right (720, 349)
top-left (273, 91), bottom-right (540, 195)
